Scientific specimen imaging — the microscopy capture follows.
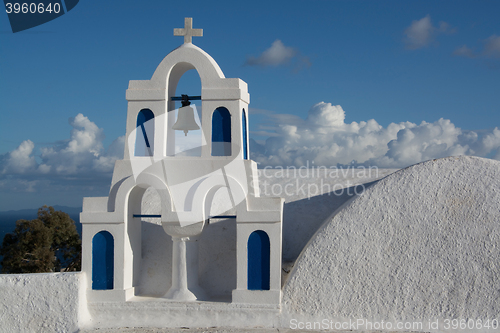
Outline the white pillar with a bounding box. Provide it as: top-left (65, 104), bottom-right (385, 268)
top-left (164, 235), bottom-right (206, 301)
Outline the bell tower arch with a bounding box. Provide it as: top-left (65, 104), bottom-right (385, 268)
top-left (124, 38), bottom-right (249, 160)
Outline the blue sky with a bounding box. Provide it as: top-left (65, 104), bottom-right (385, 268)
top-left (1, 0), bottom-right (499, 210)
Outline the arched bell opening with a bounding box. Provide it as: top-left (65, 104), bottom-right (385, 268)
top-left (212, 107), bottom-right (231, 156)
top-left (135, 109), bottom-right (155, 156)
top-left (170, 69), bottom-right (203, 157)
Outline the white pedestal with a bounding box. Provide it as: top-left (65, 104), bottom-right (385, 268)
top-left (162, 222), bottom-right (207, 301)
top-left (164, 236), bottom-right (207, 301)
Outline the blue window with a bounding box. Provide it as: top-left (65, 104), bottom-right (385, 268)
top-left (247, 230), bottom-right (270, 290)
top-left (135, 109), bottom-right (155, 156)
top-left (212, 107), bottom-right (231, 156)
top-left (242, 109), bottom-right (248, 160)
top-left (92, 231), bottom-right (114, 290)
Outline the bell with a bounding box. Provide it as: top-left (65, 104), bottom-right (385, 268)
top-left (172, 101), bottom-right (200, 136)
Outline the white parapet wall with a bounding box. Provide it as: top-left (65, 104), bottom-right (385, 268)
top-left (0, 272), bottom-right (90, 333)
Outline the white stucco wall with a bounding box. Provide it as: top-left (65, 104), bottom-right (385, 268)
top-left (282, 156), bottom-right (500, 332)
top-left (0, 272), bottom-right (90, 333)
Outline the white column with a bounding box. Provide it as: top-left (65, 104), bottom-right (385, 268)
top-left (164, 236), bottom-right (206, 301)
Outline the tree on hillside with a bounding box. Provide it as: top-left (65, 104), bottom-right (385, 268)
top-left (0, 205), bottom-right (81, 273)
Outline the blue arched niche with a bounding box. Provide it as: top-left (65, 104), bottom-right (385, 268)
top-left (242, 109), bottom-right (248, 160)
top-left (92, 230), bottom-right (114, 290)
top-left (247, 230), bottom-right (270, 290)
top-left (212, 107), bottom-right (231, 156)
top-left (135, 109), bottom-right (155, 156)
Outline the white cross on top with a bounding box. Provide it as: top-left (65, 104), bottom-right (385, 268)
top-left (174, 17), bottom-right (203, 44)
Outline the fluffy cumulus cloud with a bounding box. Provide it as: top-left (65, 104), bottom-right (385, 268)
top-left (245, 39), bottom-right (310, 69)
top-left (1, 140), bottom-right (37, 174)
top-left (404, 15), bottom-right (455, 50)
top-left (251, 102), bottom-right (500, 168)
top-left (0, 114), bottom-right (124, 193)
top-left (37, 114), bottom-right (105, 174)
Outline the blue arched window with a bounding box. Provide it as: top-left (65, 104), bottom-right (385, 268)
top-left (212, 107), bottom-right (231, 156)
top-left (135, 109), bottom-right (155, 156)
top-left (242, 109), bottom-right (248, 160)
top-left (92, 231), bottom-right (114, 290)
top-left (247, 230), bottom-right (270, 290)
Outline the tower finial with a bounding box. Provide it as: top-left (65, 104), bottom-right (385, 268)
top-left (174, 17), bottom-right (203, 44)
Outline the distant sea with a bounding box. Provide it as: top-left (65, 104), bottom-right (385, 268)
top-left (0, 206), bottom-right (82, 271)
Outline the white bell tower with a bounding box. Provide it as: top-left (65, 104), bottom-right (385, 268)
top-left (80, 18), bottom-right (284, 305)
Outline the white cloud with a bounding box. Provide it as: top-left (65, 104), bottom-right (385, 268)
top-left (93, 136), bottom-right (126, 172)
top-left (37, 113), bottom-right (114, 175)
top-left (453, 45), bottom-right (476, 58)
top-left (251, 102), bottom-right (500, 168)
top-left (306, 102), bottom-right (345, 127)
top-left (245, 40), bottom-right (310, 69)
top-left (374, 119), bottom-right (469, 167)
top-left (404, 15), bottom-right (455, 50)
top-left (1, 113), bottom-right (124, 180)
top-left (437, 21), bottom-right (456, 34)
top-left (0, 178), bottom-right (39, 193)
top-left (65, 113), bottom-right (104, 155)
top-left (453, 35), bottom-right (500, 61)
top-left (246, 40), bottom-right (295, 66)
top-left (1, 140), bottom-right (37, 174)
top-left (484, 35), bottom-right (500, 58)
top-left (404, 15), bottom-right (433, 49)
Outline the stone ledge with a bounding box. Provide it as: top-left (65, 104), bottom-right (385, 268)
top-left (87, 297), bottom-right (281, 330)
